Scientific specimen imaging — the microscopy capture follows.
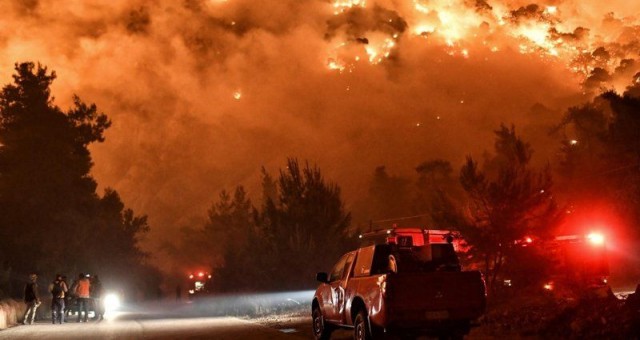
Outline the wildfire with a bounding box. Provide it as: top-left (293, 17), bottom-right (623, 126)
top-left (324, 0), bottom-right (640, 85)
top-left (413, 0), bottom-right (429, 14)
top-left (327, 58), bottom-right (346, 72)
top-left (413, 24), bottom-right (435, 36)
top-left (333, 0), bottom-right (366, 15)
top-left (365, 36), bottom-right (396, 64)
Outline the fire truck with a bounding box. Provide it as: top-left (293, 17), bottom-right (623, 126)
top-left (540, 232), bottom-right (609, 291)
top-left (187, 271), bottom-right (213, 300)
top-left (503, 231), bottom-right (610, 294)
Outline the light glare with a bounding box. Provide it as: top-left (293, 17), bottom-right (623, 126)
top-left (587, 232), bottom-right (605, 245)
top-left (104, 293), bottom-right (121, 314)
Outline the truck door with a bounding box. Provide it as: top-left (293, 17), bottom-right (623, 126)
top-left (326, 252), bottom-right (355, 322)
top-left (333, 253), bottom-right (355, 323)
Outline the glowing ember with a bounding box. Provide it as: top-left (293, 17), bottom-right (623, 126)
top-left (327, 58), bottom-right (346, 72)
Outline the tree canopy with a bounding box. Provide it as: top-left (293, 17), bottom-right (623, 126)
top-left (173, 158), bottom-right (354, 292)
top-left (457, 125), bottom-right (560, 291)
top-left (0, 62), bottom-right (157, 299)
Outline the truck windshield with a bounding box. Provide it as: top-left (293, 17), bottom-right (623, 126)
top-left (371, 244), bottom-right (460, 274)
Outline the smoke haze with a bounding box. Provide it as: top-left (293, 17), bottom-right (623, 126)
top-left (1, 0), bottom-right (639, 253)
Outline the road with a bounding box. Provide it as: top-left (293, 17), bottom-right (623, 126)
top-left (0, 301), bottom-right (354, 340)
top-left (0, 316), bottom-right (302, 340)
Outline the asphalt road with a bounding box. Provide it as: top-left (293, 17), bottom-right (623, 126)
top-left (0, 316), bottom-right (304, 339)
top-left (0, 300), bottom-right (352, 340)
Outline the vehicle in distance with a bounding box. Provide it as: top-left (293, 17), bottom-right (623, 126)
top-left (312, 228), bottom-right (486, 339)
top-left (188, 271), bottom-right (212, 301)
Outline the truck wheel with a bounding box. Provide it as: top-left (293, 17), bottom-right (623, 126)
top-left (312, 307), bottom-right (332, 340)
top-left (354, 310), bottom-right (374, 340)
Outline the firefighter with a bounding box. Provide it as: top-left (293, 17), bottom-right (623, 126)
top-left (74, 273), bottom-right (91, 322)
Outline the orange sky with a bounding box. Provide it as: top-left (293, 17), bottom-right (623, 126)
top-left (1, 0), bottom-right (639, 254)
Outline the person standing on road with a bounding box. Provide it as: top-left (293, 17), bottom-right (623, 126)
top-left (74, 273), bottom-right (91, 322)
top-left (49, 274), bottom-right (68, 324)
top-left (62, 275), bottom-right (74, 319)
top-left (23, 273), bottom-right (40, 325)
top-left (91, 275), bottom-right (104, 321)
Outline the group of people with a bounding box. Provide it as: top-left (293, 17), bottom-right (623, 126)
top-left (23, 272), bottom-right (105, 325)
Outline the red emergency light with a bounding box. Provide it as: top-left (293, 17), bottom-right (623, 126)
top-left (587, 232), bottom-right (605, 246)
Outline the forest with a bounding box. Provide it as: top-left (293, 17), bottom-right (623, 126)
top-left (1, 61), bottom-right (640, 299)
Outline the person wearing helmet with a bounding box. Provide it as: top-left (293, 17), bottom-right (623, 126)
top-left (23, 273), bottom-right (40, 325)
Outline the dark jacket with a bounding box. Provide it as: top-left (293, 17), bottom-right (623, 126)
top-left (91, 279), bottom-right (103, 299)
top-left (24, 282), bottom-right (39, 303)
top-left (49, 280), bottom-right (68, 299)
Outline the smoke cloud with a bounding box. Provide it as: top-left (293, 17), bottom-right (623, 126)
top-left (1, 0), bottom-right (639, 254)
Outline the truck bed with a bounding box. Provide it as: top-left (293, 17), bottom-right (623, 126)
top-left (384, 271), bottom-right (485, 327)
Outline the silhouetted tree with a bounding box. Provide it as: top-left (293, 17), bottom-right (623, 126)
top-left (459, 124), bottom-right (559, 292)
top-left (367, 166), bottom-right (412, 221)
top-left (556, 89), bottom-right (640, 282)
top-left (211, 159), bottom-right (353, 292)
top-left (0, 62), bottom-right (156, 298)
top-left (251, 158), bottom-right (353, 290)
top-left (414, 159), bottom-right (461, 223)
top-left (206, 186), bottom-right (256, 291)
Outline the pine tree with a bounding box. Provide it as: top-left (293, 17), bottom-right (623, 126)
top-left (459, 124), bottom-right (559, 292)
top-left (0, 62), bottom-right (155, 297)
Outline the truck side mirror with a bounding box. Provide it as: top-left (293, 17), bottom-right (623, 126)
top-left (316, 272), bottom-right (329, 283)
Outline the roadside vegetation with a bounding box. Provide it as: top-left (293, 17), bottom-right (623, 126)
top-left (0, 62), bottom-right (159, 300)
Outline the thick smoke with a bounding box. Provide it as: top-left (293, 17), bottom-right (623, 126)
top-left (1, 0), bottom-right (639, 256)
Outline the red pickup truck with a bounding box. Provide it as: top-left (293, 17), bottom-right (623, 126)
top-left (312, 229), bottom-right (486, 339)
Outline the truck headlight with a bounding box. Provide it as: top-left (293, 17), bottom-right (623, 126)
top-left (104, 293), bottom-right (121, 313)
